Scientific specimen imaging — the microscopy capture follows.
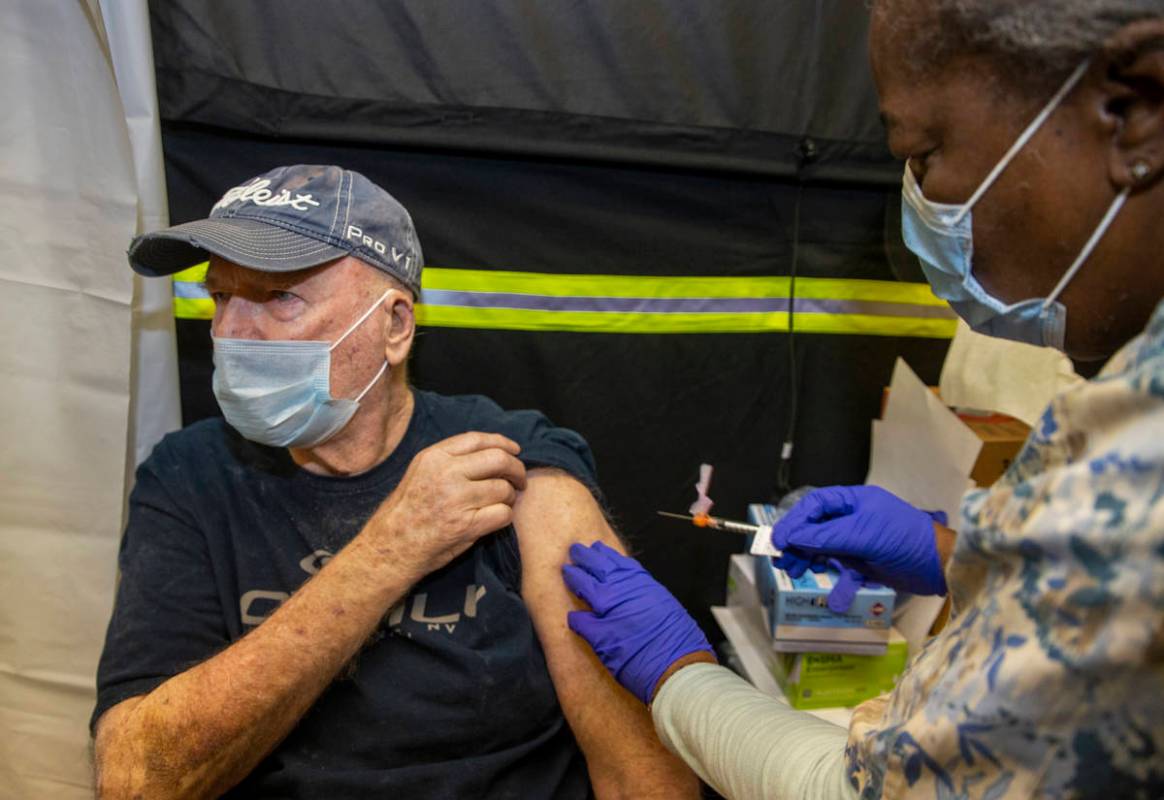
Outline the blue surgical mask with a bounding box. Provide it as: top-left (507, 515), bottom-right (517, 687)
top-left (212, 290), bottom-right (392, 448)
top-left (901, 60), bottom-right (1130, 350)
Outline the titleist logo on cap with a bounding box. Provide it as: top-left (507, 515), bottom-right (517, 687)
top-left (213, 179), bottom-right (322, 212)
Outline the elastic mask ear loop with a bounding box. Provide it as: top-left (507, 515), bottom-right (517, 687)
top-left (1040, 187), bottom-right (1131, 311)
top-left (329, 289), bottom-right (393, 351)
top-left (353, 360), bottom-right (390, 402)
top-left (951, 60), bottom-right (1092, 226)
top-left (330, 289), bottom-right (393, 402)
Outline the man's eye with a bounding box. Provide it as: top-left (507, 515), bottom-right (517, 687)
top-left (271, 290), bottom-right (299, 302)
top-left (209, 291), bottom-right (229, 303)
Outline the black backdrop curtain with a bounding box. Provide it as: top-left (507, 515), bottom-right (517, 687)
top-left (152, 0), bottom-right (948, 638)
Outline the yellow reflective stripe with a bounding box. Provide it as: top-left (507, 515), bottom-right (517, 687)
top-left (173, 262), bottom-right (210, 283)
top-left (415, 305), bottom-right (956, 337)
top-left (421, 268), bottom-right (787, 298)
top-left (172, 263), bottom-right (954, 337)
top-left (174, 298), bottom-right (955, 336)
top-left (792, 313), bottom-right (956, 338)
top-left (172, 262), bottom-right (944, 307)
top-left (174, 296), bottom-right (215, 320)
top-left (420, 268), bottom-right (946, 307)
top-left (173, 262), bottom-right (944, 308)
top-left (790, 277), bottom-right (944, 306)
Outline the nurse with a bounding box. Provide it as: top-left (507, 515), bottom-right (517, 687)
top-left (563, 1), bottom-right (1164, 797)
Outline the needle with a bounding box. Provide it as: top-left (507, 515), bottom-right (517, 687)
top-left (656, 510), bottom-right (765, 535)
top-left (657, 511), bottom-right (700, 523)
top-left (657, 511), bottom-right (782, 557)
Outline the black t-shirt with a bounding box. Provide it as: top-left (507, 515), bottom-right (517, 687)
top-left (93, 390), bottom-right (598, 799)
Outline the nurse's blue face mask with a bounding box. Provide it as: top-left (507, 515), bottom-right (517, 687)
top-left (212, 289), bottom-right (392, 449)
top-left (901, 60), bottom-right (1131, 350)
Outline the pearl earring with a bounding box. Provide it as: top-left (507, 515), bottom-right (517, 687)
top-left (1131, 160), bottom-right (1152, 181)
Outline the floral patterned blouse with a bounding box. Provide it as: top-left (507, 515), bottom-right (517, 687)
top-left (847, 300), bottom-right (1164, 799)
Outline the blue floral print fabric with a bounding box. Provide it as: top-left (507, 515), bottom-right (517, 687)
top-left (846, 301), bottom-right (1164, 799)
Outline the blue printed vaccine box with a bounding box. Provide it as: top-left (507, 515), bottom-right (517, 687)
top-left (748, 503), bottom-right (896, 648)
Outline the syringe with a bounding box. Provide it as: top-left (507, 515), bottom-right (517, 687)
top-left (657, 510), bottom-right (764, 535)
top-left (656, 511), bottom-right (782, 557)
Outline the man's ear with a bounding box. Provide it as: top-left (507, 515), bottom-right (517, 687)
top-left (382, 290), bottom-right (415, 368)
top-left (1102, 18), bottom-right (1164, 189)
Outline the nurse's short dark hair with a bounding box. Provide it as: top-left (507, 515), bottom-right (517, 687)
top-left (875, 0), bottom-right (1164, 93)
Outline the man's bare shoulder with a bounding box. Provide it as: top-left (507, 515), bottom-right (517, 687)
top-left (510, 467), bottom-right (622, 581)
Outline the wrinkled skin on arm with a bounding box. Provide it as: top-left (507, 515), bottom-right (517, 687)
top-left (93, 432), bottom-right (527, 799)
top-left (513, 468), bottom-right (701, 799)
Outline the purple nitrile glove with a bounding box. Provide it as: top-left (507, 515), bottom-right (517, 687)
top-left (775, 550), bottom-right (815, 579)
top-left (563, 541), bottom-right (714, 704)
top-left (770, 486), bottom-right (948, 611)
top-left (776, 554), bottom-right (875, 613)
top-left (823, 558), bottom-right (883, 613)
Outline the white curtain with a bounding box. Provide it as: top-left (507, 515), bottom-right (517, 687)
top-left (103, 0), bottom-right (182, 471)
top-left (0, 1), bottom-right (178, 796)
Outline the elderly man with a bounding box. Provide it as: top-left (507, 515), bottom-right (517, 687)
top-left (91, 165), bottom-right (698, 799)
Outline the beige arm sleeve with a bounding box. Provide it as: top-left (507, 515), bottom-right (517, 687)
top-left (650, 663), bottom-right (858, 800)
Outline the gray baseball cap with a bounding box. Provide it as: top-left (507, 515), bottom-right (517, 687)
top-left (128, 165), bottom-right (424, 294)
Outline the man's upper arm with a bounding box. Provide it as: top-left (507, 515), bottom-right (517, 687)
top-left (512, 468), bottom-right (699, 798)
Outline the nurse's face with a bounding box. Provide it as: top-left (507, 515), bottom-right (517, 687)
top-left (869, 3), bottom-right (1164, 363)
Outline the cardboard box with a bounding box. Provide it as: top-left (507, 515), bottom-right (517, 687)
top-left (711, 605), bottom-right (854, 725)
top-left (765, 564), bottom-right (895, 645)
top-left (725, 553), bottom-right (771, 634)
top-left (771, 635), bottom-right (894, 656)
top-left (727, 548), bottom-right (893, 654)
top-left (880, 387), bottom-right (1030, 488)
top-left (749, 503), bottom-right (895, 649)
top-left (771, 629), bottom-right (908, 710)
top-left (955, 411), bottom-right (1030, 487)
top-left (725, 553), bottom-right (761, 609)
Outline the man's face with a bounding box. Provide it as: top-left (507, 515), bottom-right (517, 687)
top-left (205, 255), bottom-right (394, 401)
